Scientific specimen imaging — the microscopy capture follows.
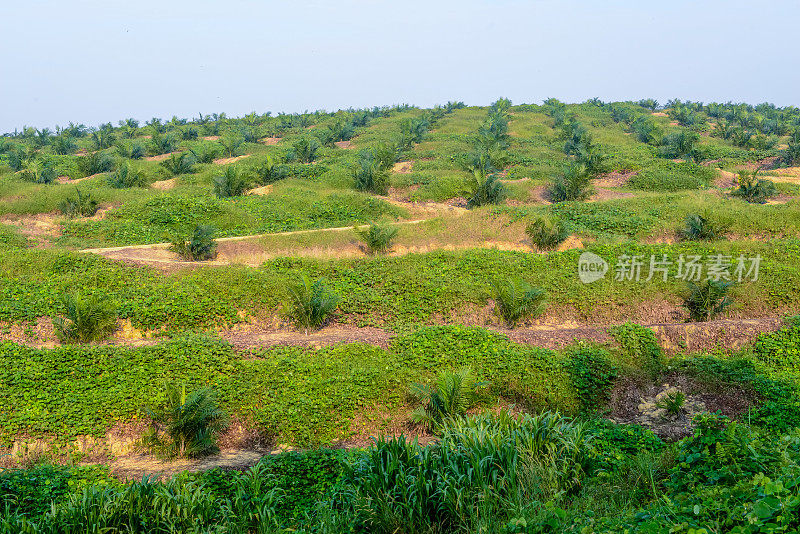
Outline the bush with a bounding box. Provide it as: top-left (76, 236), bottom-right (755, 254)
top-left (212, 166), bottom-right (249, 198)
top-left (566, 345), bottom-right (618, 410)
top-left (464, 154), bottom-right (506, 208)
top-left (160, 152), bottom-right (195, 176)
top-left (75, 151), bottom-right (115, 177)
top-left (409, 368), bottom-right (486, 430)
top-left (287, 137), bottom-right (320, 163)
top-left (58, 189), bottom-right (98, 217)
top-left (680, 213), bottom-right (722, 241)
top-left (284, 276), bottom-right (340, 334)
top-left (493, 277), bottom-right (546, 328)
top-left (52, 293), bottom-right (118, 343)
top-left (549, 164), bottom-right (592, 202)
top-left (107, 164), bottom-right (148, 188)
top-left (170, 225), bottom-right (218, 261)
top-left (526, 215), bottom-right (569, 250)
top-left (355, 222), bottom-right (398, 254)
top-left (731, 170), bottom-right (777, 203)
top-left (658, 130), bottom-right (699, 159)
top-left (682, 279), bottom-right (733, 322)
top-left (142, 383), bottom-right (227, 459)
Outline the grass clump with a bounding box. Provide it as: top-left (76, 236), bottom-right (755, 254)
top-left (493, 277), bottom-right (546, 328)
top-left (526, 215), bottom-right (569, 250)
top-left (52, 293), bottom-right (118, 343)
top-left (355, 222), bottom-right (398, 254)
top-left (142, 383), bottom-right (227, 459)
top-left (682, 279), bottom-right (733, 322)
top-left (284, 276), bottom-right (340, 334)
top-left (409, 367), bottom-right (486, 431)
top-left (170, 225), bottom-right (218, 261)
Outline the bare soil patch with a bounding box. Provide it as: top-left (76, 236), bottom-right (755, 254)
top-left (334, 140), bottom-right (353, 149)
top-left (530, 185), bottom-right (552, 204)
top-left (144, 151), bottom-right (184, 162)
top-left (202, 135), bottom-right (220, 141)
top-left (392, 161), bottom-right (413, 174)
top-left (57, 174), bottom-right (101, 185)
top-left (0, 213), bottom-right (61, 243)
top-left (259, 137), bottom-right (282, 146)
top-left (588, 187), bottom-right (635, 202)
top-left (213, 154), bottom-right (252, 165)
top-left (151, 177), bottom-right (177, 191)
top-left (248, 184), bottom-right (273, 196)
top-left (651, 112), bottom-right (668, 117)
top-left (594, 170), bottom-right (637, 188)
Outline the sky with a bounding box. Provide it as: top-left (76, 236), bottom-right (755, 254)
top-left (1, 0), bottom-right (798, 133)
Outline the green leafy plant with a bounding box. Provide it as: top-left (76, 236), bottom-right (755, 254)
top-left (75, 151), bottom-right (115, 177)
top-left (654, 390), bottom-right (687, 418)
top-left (58, 189), bottom-right (99, 217)
top-left (218, 132), bottom-right (244, 158)
top-left (409, 368), bottom-right (486, 430)
top-left (160, 152), bottom-right (195, 175)
top-left (114, 141), bottom-right (145, 159)
top-left (148, 132), bottom-right (177, 155)
top-left (212, 166), bottom-right (249, 198)
top-left (549, 164), bottom-right (592, 202)
top-left (287, 137), bottom-right (320, 163)
top-left (142, 383), bottom-right (227, 459)
top-left (526, 215), bottom-right (570, 250)
top-left (107, 164), bottom-right (148, 188)
top-left (682, 279), bottom-right (733, 322)
top-left (355, 222), bottom-right (398, 254)
top-left (19, 159), bottom-right (57, 184)
top-left (732, 170), bottom-right (777, 204)
top-left (284, 276), bottom-right (340, 334)
top-left (464, 153), bottom-right (506, 208)
top-left (566, 345), bottom-right (618, 410)
top-left (353, 150), bottom-right (390, 195)
top-left (493, 277), bottom-right (546, 328)
top-left (253, 155), bottom-right (288, 184)
top-left (680, 213), bottom-right (722, 241)
top-left (170, 225), bottom-right (218, 261)
top-left (189, 144), bottom-right (221, 164)
top-left (52, 293), bottom-right (118, 343)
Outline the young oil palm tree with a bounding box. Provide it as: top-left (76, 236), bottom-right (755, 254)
top-left (410, 368), bottom-right (487, 431)
top-left (52, 293), bottom-right (118, 343)
top-left (493, 277), bottom-right (546, 328)
top-left (284, 276), bottom-right (340, 334)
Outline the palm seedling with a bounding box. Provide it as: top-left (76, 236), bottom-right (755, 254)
top-left (287, 137), bottom-right (321, 163)
top-left (353, 150), bottom-right (390, 195)
top-left (189, 143), bottom-right (221, 164)
top-left (218, 132), bottom-right (245, 158)
top-left (170, 225), bottom-right (218, 261)
top-left (526, 215), bottom-right (570, 250)
top-left (493, 277), bottom-right (546, 328)
top-left (52, 293), bottom-right (118, 343)
top-left (20, 159), bottom-right (57, 184)
top-left (549, 163), bottom-right (592, 202)
top-left (253, 155), bottom-right (288, 184)
top-left (682, 280), bottom-right (733, 322)
top-left (51, 135), bottom-right (77, 155)
top-left (355, 222), bottom-right (398, 254)
top-left (464, 153), bottom-right (506, 208)
top-left (409, 368), bottom-right (486, 431)
top-left (142, 383), bottom-right (227, 459)
top-left (107, 164), bottom-right (148, 188)
top-left (91, 129), bottom-right (115, 150)
top-left (680, 214), bottom-right (722, 241)
top-left (659, 130), bottom-right (699, 160)
top-left (75, 151), bottom-right (116, 177)
top-left (213, 166), bottom-right (249, 198)
top-left (180, 126), bottom-right (199, 141)
top-left (284, 276), bottom-right (340, 334)
top-left (147, 132), bottom-right (177, 156)
top-left (732, 170), bottom-right (777, 204)
top-left (160, 152), bottom-right (195, 176)
top-left (655, 390), bottom-right (687, 419)
top-left (58, 189), bottom-right (99, 217)
top-left (115, 141), bottom-right (146, 160)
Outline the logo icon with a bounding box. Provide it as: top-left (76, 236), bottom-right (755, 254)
top-left (578, 252), bottom-right (608, 284)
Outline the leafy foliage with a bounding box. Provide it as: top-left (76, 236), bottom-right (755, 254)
top-left (106, 163), bottom-right (148, 188)
top-left (160, 152), bottom-right (195, 175)
top-left (355, 222), bottom-right (398, 254)
top-left (52, 293), bottom-right (118, 343)
top-left (680, 213), bottom-right (722, 241)
top-left (682, 279), bottom-right (733, 322)
top-left (212, 166), bottom-right (249, 198)
top-left (549, 164), bottom-right (592, 202)
top-left (732, 170), bottom-right (778, 204)
top-left (284, 276), bottom-right (340, 333)
top-left (170, 225), bottom-right (218, 261)
top-left (493, 277), bottom-right (546, 327)
top-left (526, 215), bottom-right (569, 250)
top-left (58, 189), bottom-right (98, 217)
top-left (409, 367), bottom-right (485, 430)
top-left (565, 345), bottom-right (618, 410)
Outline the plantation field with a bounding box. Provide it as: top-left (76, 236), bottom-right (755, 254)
top-left (3, 98), bottom-right (800, 532)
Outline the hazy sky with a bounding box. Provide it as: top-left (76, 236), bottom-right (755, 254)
top-left (2, 0), bottom-right (798, 132)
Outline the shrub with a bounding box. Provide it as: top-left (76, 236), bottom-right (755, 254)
top-left (19, 159), bottom-right (57, 184)
top-left (58, 189), bottom-right (98, 217)
top-left (353, 151), bottom-right (390, 195)
top-left (160, 152), bottom-right (195, 175)
top-left (107, 164), bottom-right (148, 188)
top-left (142, 383), bottom-right (227, 459)
top-left (115, 141), bottom-right (145, 159)
top-left (170, 225), bottom-right (218, 261)
top-left (75, 151), bottom-right (115, 177)
top-left (147, 132), bottom-right (177, 156)
top-left (52, 293), bottom-right (118, 343)
top-left (549, 164), bottom-right (592, 202)
top-left (253, 155), bottom-right (288, 185)
top-left (409, 368), bottom-right (486, 431)
top-left (566, 345), bottom-right (618, 410)
top-left (493, 277), bottom-right (546, 328)
top-left (287, 137), bottom-right (320, 163)
top-left (212, 166), bottom-right (249, 198)
top-left (355, 222), bottom-right (398, 254)
top-left (284, 276), bottom-right (340, 334)
top-left (526, 215), bottom-right (569, 250)
top-left (682, 279), bottom-right (733, 322)
top-left (784, 134), bottom-right (800, 165)
top-left (680, 213), bottom-right (722, 241)
top-left (731, 170), bottom-right (777, 204)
